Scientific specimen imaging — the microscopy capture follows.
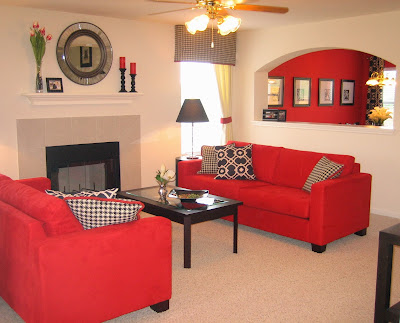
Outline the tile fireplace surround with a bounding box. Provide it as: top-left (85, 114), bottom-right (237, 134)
top-left (16, 116), bottom-right (141, 190)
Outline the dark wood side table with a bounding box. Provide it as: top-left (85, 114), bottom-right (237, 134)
top-left (374, 223), bottom-right (400, 322)
top-left (175, 156), bottom-right (202, 186)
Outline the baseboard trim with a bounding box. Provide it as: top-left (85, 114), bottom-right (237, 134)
top-left (371, 208), bottom-right (400, 219)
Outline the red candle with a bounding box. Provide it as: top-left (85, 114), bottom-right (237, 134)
top-left (130, 62), bottom-right (136, 74)
top-left (119, 57), bottom-right (126, 69)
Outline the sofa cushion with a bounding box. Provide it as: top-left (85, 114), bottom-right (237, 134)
top-left (239, 184), bottom-right (311, 219)
top-left (0, 180), bottom-right (83, 236)
top-left (215, 144), bottom-right (256, 180)
top-left (65, 197), bottom-right (144, 230)
top-left (272, 148), bottom-right (355, 189)
top-left (198, 144), bottom-right (235, 174)
top-left (303, 156), bottom-right (344, 192)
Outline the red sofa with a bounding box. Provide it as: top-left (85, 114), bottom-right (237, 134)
top-left (178, 141), bottom-right (372, 252)
top-left (0, 174), bottom-right (171, 323)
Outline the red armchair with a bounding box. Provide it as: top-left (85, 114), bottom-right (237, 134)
top-left (0, 174), bottom-right (172, 322)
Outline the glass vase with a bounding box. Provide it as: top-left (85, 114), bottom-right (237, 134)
top-left (158, 183), bottom-right (168, 203)
top-left (36, 62), bottom-right (43, 93)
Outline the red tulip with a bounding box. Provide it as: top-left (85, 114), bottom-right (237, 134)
top-left (46, 34), bottom-right (52, 41)
top-left (33, 21), bottom-right (39, 29)
top-left (39, 27), bottom-right (45, 36)
top-left (29, 29), bottom-right (35, 37)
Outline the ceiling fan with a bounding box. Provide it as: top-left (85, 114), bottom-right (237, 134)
top-left (148, 0), bottom-right (289, 36)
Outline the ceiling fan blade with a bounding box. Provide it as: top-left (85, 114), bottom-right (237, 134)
top-left (148, 7), bottom-right (194, 16)
top-left (234, 4), bottom-right (289, 13)
top-left (147, 0), bottom-right (195, 4)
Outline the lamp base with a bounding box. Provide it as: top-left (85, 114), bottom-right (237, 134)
top-left (186, 156), bottom-right (199, 159)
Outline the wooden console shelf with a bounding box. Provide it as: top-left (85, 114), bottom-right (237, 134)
top-left (22, 92), bottom-right (143, 106)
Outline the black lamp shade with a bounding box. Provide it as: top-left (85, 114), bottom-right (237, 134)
top-left (176, 99), bottom-right (209, 123)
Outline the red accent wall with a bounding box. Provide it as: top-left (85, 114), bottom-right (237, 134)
top-left (269, 49), bottom-right (371, 124)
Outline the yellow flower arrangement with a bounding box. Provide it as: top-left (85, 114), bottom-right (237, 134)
top-left (368, 106), bottom-right (392, 126)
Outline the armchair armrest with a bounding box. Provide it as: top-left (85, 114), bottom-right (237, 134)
top-left (33, 217), bottom-right (172, 323)
top-left (309, 172), bottom-right (372, 246)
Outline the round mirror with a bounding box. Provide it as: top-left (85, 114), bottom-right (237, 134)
top-left (56, 22), bottom-right (113, 85)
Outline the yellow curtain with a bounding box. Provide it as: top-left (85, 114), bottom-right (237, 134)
top-left (214, 64), bottom-right (233, 144)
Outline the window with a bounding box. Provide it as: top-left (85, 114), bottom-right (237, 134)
top-left (180, 62), bottom-right (222, 156)
top-left (382, 68), bottom-right (396, 128)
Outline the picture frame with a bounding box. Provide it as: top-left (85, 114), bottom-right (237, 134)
top-left (340, 79), bottom-right (355, 105)
top-left (80, 46), bottom-right (93, 68)
top-left (267, 76), bottom-right (284, 107)
top-left (293, 77), bottom-right (311, 107)
top-left (277, 110), bottom-right (287, 122)
top-left (262, 109), bottom-right (279, 121)
top-left (318, 78), bottom-right (334, 106)
top-left (46, 78), bottom-right (63, 93)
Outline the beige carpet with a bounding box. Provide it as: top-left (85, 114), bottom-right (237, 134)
top-left (1, 213), bottom-right (399, 322)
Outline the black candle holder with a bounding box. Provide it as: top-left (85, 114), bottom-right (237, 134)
top-left (130, 74), bottom-right (137, 93)
top-left (119, 68), bottom-right (127, 92)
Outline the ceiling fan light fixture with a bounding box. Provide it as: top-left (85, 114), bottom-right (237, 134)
top-left (217, 15), bottom-right (241, 35)
top-left (366, 71), bottom-right (397, 87)
top-left (185, 14), bottom-right (210, 34)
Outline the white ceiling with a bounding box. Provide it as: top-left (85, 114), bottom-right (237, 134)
top-left (1, 0), bottom-right (400, 30)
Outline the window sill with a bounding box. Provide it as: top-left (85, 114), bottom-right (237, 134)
top-left (22, 92), bottom-right (143, 106)
top-left (251, 120), bottom-right (395, 135)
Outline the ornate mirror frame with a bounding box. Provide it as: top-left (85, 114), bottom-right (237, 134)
top-left (56, 22), bottom-right (113, 85)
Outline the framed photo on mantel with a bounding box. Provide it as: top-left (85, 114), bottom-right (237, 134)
top-left (267, 76), bottom-right (284, 107)
top-left (293, 77), bottom-right (311, 107)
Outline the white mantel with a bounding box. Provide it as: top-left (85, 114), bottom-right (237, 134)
top-left (22, 93), bottom-right (144, 106)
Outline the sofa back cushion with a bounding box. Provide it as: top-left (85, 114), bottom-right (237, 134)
top-left (272, 148), bottom-right (355, 189)
top-left (0, 180), bottom-right (83, 236)
top-left (227, 141), bottom-right (282, 183)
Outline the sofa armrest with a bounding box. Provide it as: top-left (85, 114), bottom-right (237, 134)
top-left (178, 160), bottom-right (202, 185)
top-left (309, 172), bottom-right (372, 246)
top-left (16, 177), bottom-right (51, 192)
top-left (33, 216), bottom-right (172, 322)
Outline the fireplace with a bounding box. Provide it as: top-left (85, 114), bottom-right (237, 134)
top-left (46, 142), bottom-right (121, 192)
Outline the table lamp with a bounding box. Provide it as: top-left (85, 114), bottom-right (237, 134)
top-left (176, 99), bottom-right (209, 159)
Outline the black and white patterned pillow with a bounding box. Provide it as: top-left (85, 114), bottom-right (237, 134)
top-left (303, 156), bottom-right (344, 193)
top-left (198, 144), bottom-right (235, 174)
top-left (45, 190), bottom-right (85, 199)
top-left (80, 188), bottom-right (119, 199)
top-left (65, 197), bottom-right (144, 230)
top-left (46, 188), bottom-right (118, 199)
top-left (215, 144), bottom-right (256, 180)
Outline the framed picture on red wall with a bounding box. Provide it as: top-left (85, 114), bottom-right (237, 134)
top-left (318, 79), bottom-right (334, 106)
top-left (268, 76), bottom-right (284, 107)
top-left (293, 77), bottom-right (311, 107)
top-left (340, 80), bottom-right (355, 105)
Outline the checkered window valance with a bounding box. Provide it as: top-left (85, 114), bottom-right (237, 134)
top-left (174, 25), bottom-right (237, 66)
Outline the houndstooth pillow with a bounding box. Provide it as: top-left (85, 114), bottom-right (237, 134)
top-left (198, 144), bottom-right (235, 174)
top-left (46, 188), bottom-right (118, 199)
top-left (214, 144), bottom-right (256, 180)
top-left (65, 197), bottom-right (144, 230)
top-left (302, 156), bottom-right (344, 193)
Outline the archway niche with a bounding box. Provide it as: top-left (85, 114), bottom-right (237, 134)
top-left (254, 48), bottom-right (396, 127)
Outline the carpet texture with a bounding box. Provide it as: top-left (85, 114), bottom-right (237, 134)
top-left (1, 213), bottom-right (399, 322)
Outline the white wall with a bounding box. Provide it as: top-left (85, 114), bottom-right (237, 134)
top-left (0, 5), bottom-right (181, 187)
top-left (234, 11), bottom-right (400, 218)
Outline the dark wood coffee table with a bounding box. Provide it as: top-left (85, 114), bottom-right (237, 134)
top-left (118, 186), bottom-right (243, 268)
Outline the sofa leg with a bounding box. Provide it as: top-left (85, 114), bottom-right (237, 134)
top-left (312, 244), bottom-right (326, 253)
top-left (354, 228), bottom-right (367, 236)
top-left (150, 300), bottom-right (169, 313)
